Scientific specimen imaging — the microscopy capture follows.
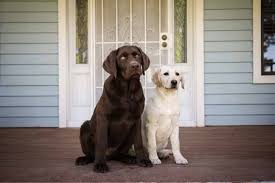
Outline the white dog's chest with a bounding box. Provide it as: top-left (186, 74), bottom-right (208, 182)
top-left (155, 115), bottom-right (174, 143)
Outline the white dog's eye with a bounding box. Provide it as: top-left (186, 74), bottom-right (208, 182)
top-left (163, 72), bottom-right (169, 76)
top-left (175, 72), bottom-right (179, 76)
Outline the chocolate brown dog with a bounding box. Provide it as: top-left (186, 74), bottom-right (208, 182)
top-left (75, 46), bottom-right (152, 173)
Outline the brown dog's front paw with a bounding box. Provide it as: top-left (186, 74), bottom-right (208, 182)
top-left (119, 155), bottom-right (137, 164)
top-left (138, 159), bottom-right (153, 167)
top-left (93, 163), bottom-right (109, 173)
top-left (75, 156), bottom-right (94, 166)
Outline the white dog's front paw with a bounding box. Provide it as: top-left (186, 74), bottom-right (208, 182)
top-left (149, 157), bottom-right (162, 165)
top-left (174, 155), bottom-right (188, 165)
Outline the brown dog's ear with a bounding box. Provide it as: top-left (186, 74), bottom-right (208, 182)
top-left (135, 46), bottom-right (150, 75)
top-left (152, 68), bottom-right (161, 87)
top-left (103, 49), bottom-right (118, 78)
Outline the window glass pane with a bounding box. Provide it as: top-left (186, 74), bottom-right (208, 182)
top-left (174, 0), bottom-right (187, 63)
top-left (76, 0), bottom-right (88, 64)
top-left (262, 0), bottom-right (275, 75)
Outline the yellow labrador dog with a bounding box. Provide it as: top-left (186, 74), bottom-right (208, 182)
top-left (142, 65), bottom-right (188, 165)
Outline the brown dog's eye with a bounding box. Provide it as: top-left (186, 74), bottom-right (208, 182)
top-left (120, 56), bottom-right (126, 60)
top-left (133, 53), bottom-right (140, 58)
top-left (164, 72), bottom-right (169, 76)
top-left (175, 72), bottom-right (179, 76)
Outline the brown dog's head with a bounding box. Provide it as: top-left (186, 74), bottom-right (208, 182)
top-left (103, 46), bottom-right (150, 80)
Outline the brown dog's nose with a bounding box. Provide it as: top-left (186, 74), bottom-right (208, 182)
top-left (131, 62), bottom-right (140, 70)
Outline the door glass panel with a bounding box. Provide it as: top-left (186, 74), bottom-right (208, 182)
top-left (161, 0), bottom-right (168, 32)
top-left (95, 44), bottom-right (102, 87)
top-left (132, 0), bottom-right (145, 42)
top-left (174, 0), bottom-right (187, 63)
top-left (103, 44), bottom-right (116, 81)
top-left (146, 0), bottom-right (159, 41)
top-left (76, 0), bottom-right (88, 64)
top-left (161, 50), bottom-right (168, 65)
top-left (147, 43), bottom-right (160, 65)
top-left (103, 0), bottom-right (116, 42)
top-left (93, 0), bottom-right (167, 103)
top-left (118, 0), bottom-right (130, 42)
top-left (95, 0), bottom-right (102, 42)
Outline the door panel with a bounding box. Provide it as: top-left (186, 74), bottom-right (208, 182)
top-left (67, 0), bottom-right (194, 127)
top-left (91, 0), bottom-right (194, 126)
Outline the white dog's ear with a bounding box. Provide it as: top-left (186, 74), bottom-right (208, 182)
top-left (152, 68), bottom-right (161, 87)
top-left (180, 74), bottom-right (185, 89)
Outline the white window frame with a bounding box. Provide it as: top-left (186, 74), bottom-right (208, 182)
top-left (253, 0), bottom-right (275, 83)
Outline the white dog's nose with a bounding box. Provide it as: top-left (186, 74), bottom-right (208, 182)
top-left (171, 80), bottom-right (177, 86)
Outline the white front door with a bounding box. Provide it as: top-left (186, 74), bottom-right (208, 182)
top-left (67, 0), bottom-right (196, 127)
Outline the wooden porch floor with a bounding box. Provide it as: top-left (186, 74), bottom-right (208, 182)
top-left (0, 126), bottom-right (275, 182)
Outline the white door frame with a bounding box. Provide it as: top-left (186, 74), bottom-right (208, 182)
top-left (57, 0), bottom-right (204, 128)
top-left (58, 0), bottom-right (68, 128)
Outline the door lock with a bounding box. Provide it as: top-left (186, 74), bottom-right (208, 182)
top-left (162, 34), bottom-right (167, 40)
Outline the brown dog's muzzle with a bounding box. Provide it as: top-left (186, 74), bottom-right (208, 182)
top-left (129, 61), bottom-right (142, 78)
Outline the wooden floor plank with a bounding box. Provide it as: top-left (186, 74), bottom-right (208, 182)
top-left (0, 126), bottom-right (274, 181)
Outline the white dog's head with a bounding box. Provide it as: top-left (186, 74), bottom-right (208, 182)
top-left (152, 65), bottom-right (184, 89)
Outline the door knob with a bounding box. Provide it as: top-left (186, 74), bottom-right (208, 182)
top-left (162, 42), bottom-right (167, 48)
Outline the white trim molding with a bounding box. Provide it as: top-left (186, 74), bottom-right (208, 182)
top-left (58, 0), bottom-right (68, 127)
top-left (194, 0), bottom-right (205, 127)
top-left (253, 0), bottom-right (275, 83)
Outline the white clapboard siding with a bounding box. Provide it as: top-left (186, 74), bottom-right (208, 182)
top-left (204, 0), bottom-right (275, 125)
top-left (0, 0), bottom-right (58, 127)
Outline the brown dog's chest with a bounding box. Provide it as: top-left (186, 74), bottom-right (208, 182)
top-left (108, 94), bottom-right (144, 121)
